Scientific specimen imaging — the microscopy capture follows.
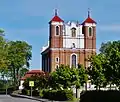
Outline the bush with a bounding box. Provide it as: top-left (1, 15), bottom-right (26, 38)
top-left (22, 89), bottom-right (27, 95)
top-left (41, 89), bottom-right (74, 101)
top-left (39, 90), bottom-right (43, 97)
top-left (0, 86), bottom-right (15, 94)
top-left (80, 90), bottom-right (120, 102)
top-left (32, 90), bottom-right (39, 96)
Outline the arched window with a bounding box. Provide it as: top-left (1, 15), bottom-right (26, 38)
top-left (56, 57), bottom-right (59, 63)
top-left (56, 65), bottom-right (59, 69)
top-left (89, 27), bottom-right (92, 36)
top-left (71, 54), bottom-right (77, 67)
top-left (56, 26), bottom-right (59, 35)
top-left (71, 28), bottom-right (76, 37)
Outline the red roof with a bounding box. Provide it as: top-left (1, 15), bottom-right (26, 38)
top-left (82, 17), bottom-right (96, 24)
top-left (50, 15), bottom-right (64, 23)
top-left (21, 70), bottom-right (44, 80)
top-left (26, 70), bottom-right (43, 74)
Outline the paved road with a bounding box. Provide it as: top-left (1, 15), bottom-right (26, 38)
top-left (0, 95), bottom-right (41, 102)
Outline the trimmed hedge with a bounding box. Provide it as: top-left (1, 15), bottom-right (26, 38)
top-left (80, 90), bottom-right (120, 102)
top-left (32, 90), bottom-right (39, 96)
top-left (22, 88), bottom-right (74, 101)
top-left (22, 89), bottom-right (27, 95)
top-left (42, 89), bottom-right (74, 101)
top-left (22, 89), bottom-right (39, 96)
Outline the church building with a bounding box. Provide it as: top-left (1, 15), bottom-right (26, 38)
top-left (41, 10), bottom-right (96, 72)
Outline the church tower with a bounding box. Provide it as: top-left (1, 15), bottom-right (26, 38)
top-left (49, 9), bottom-right (64, 48)
top-left (82, 9), bottom-right (96, 50)
top-left (41, 9), bottom-right (96, 72)
top-left (82, 9), bottom-right (96, 67)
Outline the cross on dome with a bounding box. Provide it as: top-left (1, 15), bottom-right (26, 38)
top-left (55, 9), bottom-right (58, 16)
top-left (88, 8), bottom-right (90, 18)
top-left (49, 9), bottom-right (64, 23)
top-left (82, 8), bottom-right (96, 24)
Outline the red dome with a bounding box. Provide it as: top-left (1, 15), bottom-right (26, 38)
top-left (82, 17), bottom-right (96, 25)
top-left (50, 15), bottom-right (64, 22)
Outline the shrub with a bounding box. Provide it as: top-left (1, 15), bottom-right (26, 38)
top-left (27, 90), bottom-right (30, 96)
top-left (22, 89), bottom-right (27, 95)
top-left (39, 90), bottom-right (43, 97)
top-left (0, 86), bottom-right (15, 94)
top-left (32, 90), bottom-right (39, 96)
top-left (80, 90), bottom-right (120, 102)
top-left (41, 89), bottom-right (74, 101)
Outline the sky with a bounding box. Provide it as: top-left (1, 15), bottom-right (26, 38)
top-left (0, 0), bottom-right (120, 70)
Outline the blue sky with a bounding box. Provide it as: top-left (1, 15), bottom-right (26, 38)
top-left (0, 0), bottom-right (120, 70)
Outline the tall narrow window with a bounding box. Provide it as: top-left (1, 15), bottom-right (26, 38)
top-left (56, 26), bottom-right (59, 35)
top-left (71, 28), bottom-right (76, 37)
top-left (56, 65), bottom-right (59, 69)
top-left (56, 57), bottom-right (59, 63)
top-left (71, 54), bottom-right (77, 67)
top-left (89, 27), bottom-right (92, 36)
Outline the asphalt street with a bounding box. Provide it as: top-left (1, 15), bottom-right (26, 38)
top-left (0, 95), bottom-right (41, 102)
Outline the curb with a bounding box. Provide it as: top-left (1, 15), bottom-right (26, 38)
top-left (10, 93), bottom-right (51, 102)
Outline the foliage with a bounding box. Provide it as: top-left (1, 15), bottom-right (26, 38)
top-left (99, 41), bottom-right (120, 88)
top-left (42, 89), bottom-right (74, 101)
top-left (78, 64), bottom-right (88, 87)
top-left (22, 89), bottom-right (27, 95)
top-left (49, 65), bottom-right (87, 89)
top-left (7, 41), bottom-right (32, 86)
top-left (19, 67), bottom-right (29, 79)
top-left (87, 54), bottom-right (106, 89)
top-left (23, 72), bottom-right (49, 90)
top-left (32, 90), bottom-right (39, 96)
top-left (87, 40), bottom-right (120, 90)
top-left (50, 65), bottom-right (82, 89)
top-left (0, 29), bottom-right (32, 89)
top-left (0, 36), bottom-right (9, 70)
top-left (80, 90), bottom-right (120, 102)
top-left (0, 29), bottom-right (5, 36)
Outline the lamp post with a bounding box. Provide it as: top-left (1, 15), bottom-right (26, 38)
top-left (5, 77), bottom-right (8, 95)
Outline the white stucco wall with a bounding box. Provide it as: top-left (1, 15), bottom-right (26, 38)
top-left (63, 21), bottom-right (84, 48)
top-left (19, 80), bottom-right (24, 90)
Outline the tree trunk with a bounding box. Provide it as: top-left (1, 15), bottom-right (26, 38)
top-left (99, 86), bottom-right (100, 90)
top-left (96, 86), bottom-right (98, 91)
top-left (110, 83), bottom-right (111, 90)
top-left (85, 82), bottom-right (87, 91)
top-left (13, 67), bottom-right (16, 88)
top-left (16, 68), bottom-right (20, 86)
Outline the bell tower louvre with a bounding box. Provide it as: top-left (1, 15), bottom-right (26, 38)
top-left (41, 9), bottom-right (96, 72)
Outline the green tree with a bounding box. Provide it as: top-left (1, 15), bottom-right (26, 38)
top-left (7, 41), bottom-right (32, 87)
top-left (0, 36), bottom-right (10, 81)
top-left (50, 65), bottom-right (83, 90)
top-left (19, 67), bottom-right (29, 79)
top-left (100, 41), bottom-right (120, 89)
top-left (87, 54), bottom-right (106, 90)
top-left (0, 36), bottom-right (9, 69)
top-left (0, 29), bottom-right (5, 36)
top-left (78, 64), bottom-right (88, 87)
top-left (23, 72), bottom-right (49, 90)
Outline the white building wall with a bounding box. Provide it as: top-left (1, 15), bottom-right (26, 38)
top-left (19, 80), bottom-right (24, 90)
top-left (63, 21), bottom-right (84, 48)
